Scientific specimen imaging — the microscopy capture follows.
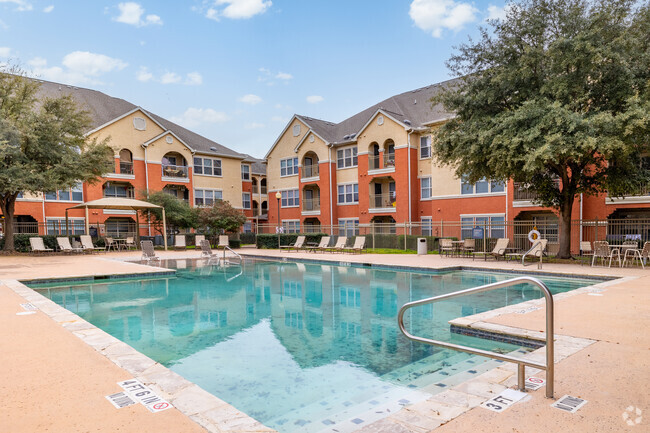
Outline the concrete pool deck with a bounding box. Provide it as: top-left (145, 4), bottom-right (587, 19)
top-left (0, 249), bottom-right (647, 432)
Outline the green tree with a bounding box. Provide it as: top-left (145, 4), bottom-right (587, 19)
top-left (145, 190), bottom-right (197, 234)
top-left (197, 200), bottom-right (247, 236)
top-left (0, 68), bottom-right (114, 251)
top-left (432, 0), bottom-right (650, 258)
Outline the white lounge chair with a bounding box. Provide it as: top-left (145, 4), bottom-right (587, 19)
top-left (346, 236), bottom-right (366, 254)
top-left (328, 236), bottom-right (348, 253)
top-left (195, 235), bottom-right (205, 247)
top-left (174, 235), bottom-right (186, 250)
top-left (473, 238), bottom-right (509, 261)
top-left (29, 237), bottom-right (53, 254)
top-left (281, 235), bottom-right (305, 252)
top-left (80, 235), bottom-right (105, 253)
top-left (199, 239), bottom-right (219, 259)
top-left (218, 235), bottom-right (229, 249)
top-left (140, 240), bottom-right (160, 262)
top-left (57, 237), bottom-right (83, 254)
top-left (312, 236), bottom-right (330, 253)
top-left (506, 239), bottom-right (548, 263)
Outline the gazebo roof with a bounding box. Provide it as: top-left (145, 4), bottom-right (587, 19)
top-left (68, 197), bottom-right (161, 211)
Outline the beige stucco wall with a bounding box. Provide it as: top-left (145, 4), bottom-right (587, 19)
top-left (335, 166), bottom-right (359, 183)
top-left (297, 134), bottom-right (328, 162)
top-left (145, 133), bottom-right (193, 165)
top-left (267, 118), bottom-right (309, 191)
top-left (193, 156), bottom-right (244, 205)
top-left (87, 110), bottom-right (165, 159)
top-left (356, 114), bottom-right (408, 152)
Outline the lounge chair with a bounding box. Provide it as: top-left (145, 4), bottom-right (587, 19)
top-left (506, 239), bottom-right (548, 263)
top-left (346, 236), bottom-right (366, 254)
top-left (623, 241), bottom-right (650, 269)
top-left (439, 238), bottom-right (454, 256)
top-left (327, 236), bottom-right (348, 253)
top-left (592, 241), bottom-right (621, 267)
top-left (140, 240), bottom-right (160, 262)
top-left (308, 236), bottom-right (330, 252)
top-left (473, 238), bottom-right (509, 261)
top-left (281, 235), bottom-right (305, 252)
top-left (199, 239), bottom-right (219, 259)
top-left (57, 237), bottom-right (83, 254)
top-left (174, 235), bottom-right (186, 250)
top-left (29, 237), bottom-right (53, 254)
top-left (579, 241), bottom-right (593, 266)
top-left (105, 237), bottom-right (120, 252)
top-left (80, 235), bottom-right (105, 253)
top-left (195, 235), bottom-right (205, 247)
top-left (218, 235), bottom-right (229, 249)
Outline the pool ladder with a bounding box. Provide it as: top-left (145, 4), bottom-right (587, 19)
top-left (398, 276), bottom-right (554, 398)
top-left (222, 246), bottom-right (243, 265)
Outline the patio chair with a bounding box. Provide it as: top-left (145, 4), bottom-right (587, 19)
top-left (328, 236), bottom-right (348, 253)
top-left (623, 241), bottom-right (650, 269)
top-left (105, 237), bottom-right (120, 252)
top-left (124, 236), bottom-right (137, 250)
top-left (199, 239), bottom-right (219, 259)
top-left (592, 241), bottom-right (621, 267)
top-left (57, 237), bottom-right (83, 254)
top-left (80, 235), bottom-right (105, 253)
top-left (195, 235), bottom-right (205, 247)
top-left (29, 237), bottom-right (53, 254)
top-left (579, 241), bottom-right (593, 266)
top-left (346, 236), bottom-right (366, 254)
top-left (473, 238), bottom-right (509, 261)
top-left (439, 238), bottom-right (454, 257)
top-left (140, 240), bottom-right (160, 262)
top-left (218, 235), bottom-right (230, 249)
top-left (461, 239), bottom-right (475, 257)
top-left (174, 235), bottom-right (187, 250)
top-left (506, 239), bottom-right (547, 263)
top-left (281, 235), bottom-right (305, 252)
top-left (312, 236), bottom-right (330, 252)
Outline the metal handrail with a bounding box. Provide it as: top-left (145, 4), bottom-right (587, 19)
top-left (522, 240), bottom-right (544, 268)
top-left (222, 246), bottom-right (243, 264)
top-left (397, 276), bottom-right (554, 398)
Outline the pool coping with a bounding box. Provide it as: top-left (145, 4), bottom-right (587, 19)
top-left (5, 258), bottom-right (627, 433)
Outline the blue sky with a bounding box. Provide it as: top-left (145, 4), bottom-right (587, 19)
top-left (0, 0), bottom-right (507, 158)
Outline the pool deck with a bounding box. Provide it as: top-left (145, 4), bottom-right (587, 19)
top-left (0, 248), bottom-right (648, 432)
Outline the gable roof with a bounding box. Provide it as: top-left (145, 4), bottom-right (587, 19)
top-left (31, 78), bottom-right (244, 159)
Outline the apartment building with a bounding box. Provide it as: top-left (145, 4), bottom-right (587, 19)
top-left (265, 80), bottom-right (649, 241)
top-left (6, 78), bottom-right (265, 238)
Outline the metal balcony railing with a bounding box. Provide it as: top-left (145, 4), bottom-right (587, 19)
top-left (513, 179), bottom-right (560, 201)
top-left (368, 155), bottom-right (381, 170)
top-left (369, 192), bottom-right (396, 209)
top-left (301, 164), bottom-right (319, 179)
top-left (119, 161), bottom-right (134, 175)
top-left (302, 198), bottom-right (320, 212)
top-left (162, 164), bottom-right (189, 178)
top-left (383, 153), bottom-right (395, 168)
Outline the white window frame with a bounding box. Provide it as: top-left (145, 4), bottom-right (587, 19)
top-left (337, 183), bottom-right (359, 205)
top-left (420, 177), bottom-right (432, 199)
top-left (338, 218), bottom-right (359, 236)
top-left (421, 217), bottom-right (432, 236)
top-left (460, 214), bottom-right (506, 239)
top-left (44, 183), bottom-right (84, 202)
top-left (281, 189), bottom-right (300, 208)
top-left (336, 146), bottom-right (358, 169)
top-left (461, 177), bottom-right (505, 195)
top-left (242, 192), bottom-right (251, 209)
top-left (194, 156), bottom-right (223, 177)
top-left (241, 164), bottom-right (250, 181)
top-left (420, 135), bottom-right (431, 159)
top-left (280, 157), bottom-right (299, 177)
top-left (194, 188), bottom-right (223, 207)
top-left (282, 219), bottom-right (300, 233)
top-left (46, 217), bottom-right (86, 235)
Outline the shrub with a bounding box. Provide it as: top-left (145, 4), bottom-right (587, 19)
top-left (240, 232), bottom-right (256, 245)
top-left (256, 233), bottom-right (327, 249)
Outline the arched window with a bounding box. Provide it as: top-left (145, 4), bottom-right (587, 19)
top-left (119, 149), bottom-right (133, 174)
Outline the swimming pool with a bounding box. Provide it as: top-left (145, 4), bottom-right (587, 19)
top-left (33, 259), bottom-right (599, 433)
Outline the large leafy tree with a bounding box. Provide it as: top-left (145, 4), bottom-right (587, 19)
top-left (0, 68), bottom-right (114, 251)
top-left (432, 0), bottom-right (650, 258)
top-left (145, 190), bottom-right (198, 234)
top-left (197, 200), bottom-right (247, 235)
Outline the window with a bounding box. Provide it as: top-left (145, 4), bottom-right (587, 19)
top-left (461, 215), bottom-right (505, 239)
top-left (241, 164), bottom-right (250, 181)
top-left (420, 136), bottom-right (431, 159)
top-left (242, 192), bottom-right (251, 209)
top-left (17, 192), bottom-right (24, 199)
top-left (338, 219), bottom-right (359, 237)
top-left (280, 157), bottom-right (299, 176)
top-left (104, 183), bottom-right (134, 198)
top-left (46, 218), bottom-right (85, 235)
top-left (283, 281), bottom-right (302, 298)
top-left (421, 217), bottom-right (432, 236)
top-left (337, 184), bottom-right (359, 204)
top-left (340, 287), bottom-right (361, 308)
top-left (421, 177), bottom-right (432, 199)
top-left (461, 177), bottom-right (505, 195)
top-left (337, 146), bottom-right (358, 169)
top-left (45, 184), bottom-right (84, 201)
top-left (193, 157), bottom-right (222, 176)
top-left (194, 189), bottom-right (222, 206)
top-left (282, 220), bottom-right (300, 233)
top-left (242, 222), bottom-right (252, 233)
top-left (281, 190), bottom-right (299, 207)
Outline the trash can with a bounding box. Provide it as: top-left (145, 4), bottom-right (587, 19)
top-left (417, 237), bottom-right (427, 255)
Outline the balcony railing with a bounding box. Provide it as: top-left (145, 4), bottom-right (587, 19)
top-left (368, 154), bottom-right (396, 170)
top-left (369, 192), bottom-right (396, 209)
top-left (616, 183), bottom-right (650, 197)
top-left (162, 164), bottom-right (189, 178)
top-left (301, 164), bottom-right (319, 179)
top-left (252, 185), bottom-right (268, 194)
top-left (302, 198), bottom-right (321, 212)
top-left (119, 161), bottom-right (134, 175)
top-left (513, 179), bottom-right (561, 201)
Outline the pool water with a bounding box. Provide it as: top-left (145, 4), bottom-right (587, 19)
top-left (34, 259), bottom-right (599, 433)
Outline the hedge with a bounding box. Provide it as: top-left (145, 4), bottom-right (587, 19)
top-left (256, 233), bottom-right (328, 249)
top-left (240, 232), bottom-right (256, 245)
top-left (0, 234), bottom-right (61, 252)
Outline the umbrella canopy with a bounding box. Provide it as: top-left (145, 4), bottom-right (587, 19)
top-left (67, 198), bottom-right (167, 250)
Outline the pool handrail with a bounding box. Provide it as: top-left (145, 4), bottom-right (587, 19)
top-left (397, 276), bottom-right (554, 398)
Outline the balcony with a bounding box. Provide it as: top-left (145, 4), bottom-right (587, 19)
top-left (606, 182), bottom-right (650, 204)
top-left (302, 197), bottom-right (320, 215)
top-left (120, 161), bottom-right (134, 175)
top-left (162, 164), bottom-right (189, 179)
top-left (251, 185), bottom-right (267, 194)
top-left (383, 153), bottom-right (395, 168)
top-left (368, 155), bottom-right (381, 170)
top-left (301, 164), bottom-right (319, 180)
top-left (513, 179), bottom-right (561, 203)
top-left (368, 153), bottom-right (395, 173)
top-left (369, 192), bottom-right (396, 211)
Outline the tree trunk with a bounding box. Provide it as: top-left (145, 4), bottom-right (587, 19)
top-left (557, 195), bottom-right (575, 259)
top-left (0, 195), bottom-right (17, 252)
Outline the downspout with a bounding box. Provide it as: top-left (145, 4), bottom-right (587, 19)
top-left (407, 130), bottom-right (413, 232)
top-left (328, 145), bottom-right (333, 233)
top-left (142, 144), bottom-right (151, 236)
top-left (579, 193), bottom-right (583, 243)
top-left (505, 180), bottom-right (509, 238)
top-left (41, 194), bottom-right (46, 235)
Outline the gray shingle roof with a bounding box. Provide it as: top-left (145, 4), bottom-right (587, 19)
top-left (242, 154), bottom-right (267, 175)
top-left (293, 78), bottom-right (459, 145)
top-left (31, 78), bottom-right (244, 159)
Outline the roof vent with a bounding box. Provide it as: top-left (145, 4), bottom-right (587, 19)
top-left (343, 134), bottom-right (350, 140)
top-left (210, 146), bottom-right (218, 152)
top-left (404, 119), bottom-right (411, 126)
top-left (133, 117), bottom-right (146, 131)
top-left (414, 99), bottom-right (417, 104)
top-left (349, 133), bottom-right (356, 139)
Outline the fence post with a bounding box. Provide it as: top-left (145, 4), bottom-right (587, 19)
top-left (594, 218), bottom-right (598, 243)
top-left (404, 224), bottom-right (407, 251)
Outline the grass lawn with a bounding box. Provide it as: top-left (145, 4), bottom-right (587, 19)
top-left (364, 248), bottom-right (439, 254)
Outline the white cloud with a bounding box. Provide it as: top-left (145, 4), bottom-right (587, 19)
top-left (136, 66), bottom-right (153, 82)
top-left (204, 0), bottom-right (272, 21)
top-left (306, 95), bottom-right (323, 104)
top-left (62, 51), bottom-right (127, 76)
top-left (115, 2), bottom-right (162, 27)
top-left (245, 122), bottom-right (265, 129)
top-left (0, 0), bottom-right (32, 12)
top-left (42, 4), bottom-right (53, 13)
top-left (171, 107), bottom-right (230, 128)
top-left (271, 115), bottom-right (287, 123)
top-left (239, 94), bottom-right (262, 105)
top-left (27, 56), bottom-right (46, 67)
top-left (486, 4), bottom-right (508, 22)
top-left (0, 47), bottom-right (11, 57)
top-left (409, 0), bottom-right (477, 38)
top-left (160, 72), bottom-right (181, 84)
top-left (185, 72), bottom-right (202, 85)
top-left (275, 72), bottom-right (293, 80)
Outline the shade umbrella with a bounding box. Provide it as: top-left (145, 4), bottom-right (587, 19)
top-left (67, 197), bottom-right (168, 250)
